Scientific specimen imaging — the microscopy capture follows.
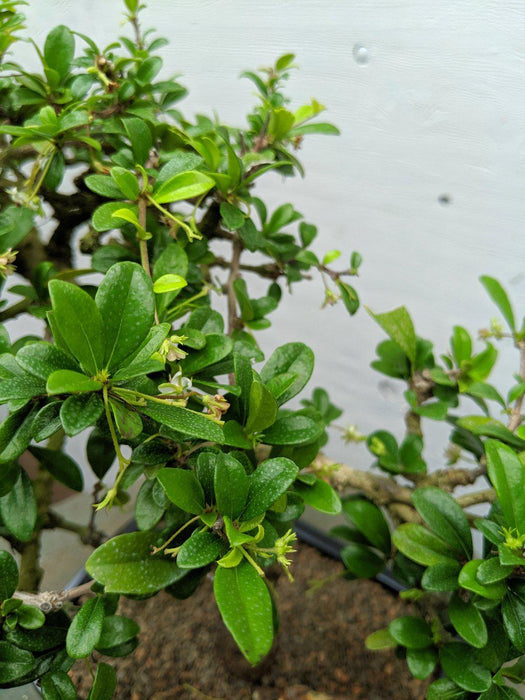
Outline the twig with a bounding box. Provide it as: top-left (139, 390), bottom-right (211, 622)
top-left (13, 580), bottom-right (95, 613)
top-left (508, 340), bottom-right (525, 432)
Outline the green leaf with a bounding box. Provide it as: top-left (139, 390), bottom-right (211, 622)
top-left (17, 603), bottom-right (45, 630)
top-left (294, 478), bottom-right (342, 514)
top-left (0, 641), bottom-right (34, 684)
top-left (245, 380), bottom-right (278, 434)
top-left (406, 647), bottom-right (438, 680)
top-left (449, 592), bottom-right (488, 648)
top-left (368, 306), bottom-right (417, 365)
top-left (157, 467), bottom-right (205, 513)
top-left (336, 279), bottom-right (359, 316)
top-left (0, 374), bottom-right (45, 400)
top-left (47, 369), bottom-right (102, 395)
top-left (502, 587), bottom-right (525, 651)
top-left (60, 393), bottom-right (103, 436)
top-left (28, 446), bottom-right (83, 492)
top-left (365, 628), bottom-right (397, 650)
top-left (421, 562), bottom-right (460, 592)
top-left (427, 678), bottom-right (468, 700)
top-left (92, 202), bottom-right (137, 232)
top-left (48, 279), bottom-right (105, 374)
top-left (458, 560), bottom-right (506, 599)
top-left (480, 276), bottom-right (515, 332)
top-left (152, 170), bottom-right (214, 204)
top-left (451, 326), bottom-right (472, 365)
top-left (181, 334), bottom-right (233, 376)
top-left (214, 561), bottom-right (273, 665)
top-left (476, 557), bottom-right (513, 584)
top-left (66, 596), bottom-right (104, 659)
top-left (342, 497), bottom-right (391, 553)
top-left (260, 343), bottom-right (314, 405)
top-left (153, 274), bottom-right (187, 294)
top-left (243, 457), bottom-right (299, 520)
top-left (86, 531), bottom-right (186, 594)
top-left (85, 175), bottom-right (124, 199)
top-left (220, 202), bottom-right (245, 231)
top-left (411, 487), bottom-right (472, 557)
top-left (123, 117), bottom-right (152, 165)
top-left (95, 261), bottom-right (155, 370)
top-left (87, 662), bottom-right (117, 700)
top-left (214, 452), bottom-right (250, 519)
top-left (142, 399), bottom-right (224, 443)
top-left (0, 550), bottom-right (18, 601)
top-left (15, 341), bottom-right (78, 380)
top-left (341, 543), bottom-right (385, 578)
top-left (261, 414), bottom-right (323, 445)
top-left (135, 479), bottom-right (165, 531)
top-left (41, 670), bottom-right (77, 700)
top-left (177, 531), bottom-right (227, 569)
top-left (44, 25), bottom-right (75, 79)
top-left (0, 470), bottom-right (36, 541)
top-left (96, 615), bottom-right (139, 650)
top-left (485, 439), bottom-right (525, 533)
top-left (392, 523), bottom-right (458, 566)
top-left (388, 616), bottom-right (433, 649)
top-left (440, 643), bottom-right (491, 693)
top-left (110, 167), bottom-right (139, 200)
top-left (0, 405), bottom-right (38, 462)
top-left (110, 399), bottom-right (142, 439)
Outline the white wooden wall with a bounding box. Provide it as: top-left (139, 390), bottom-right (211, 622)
top-left (11, 1), bottom-right (525, 475)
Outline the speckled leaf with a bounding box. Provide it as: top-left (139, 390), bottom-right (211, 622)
top-left (0, 405), bottom-right (38, 462)
top-left (28, 445), bottom-right (83, 492)
top-left (40, 669), bottom-right (77, 700)
top-left (242, 458), bottom-right (298, 520)
top-left (485, 439), bottom-right (525, 533)
top-left (181, 334), bottom-right (233, 376)
top-left (95, 262), bottom-right (155, 370)
top-left (293, 478), bottom-right (342, 514)
top-left (96, 615), bottom-right (139, 650)
top-left (142, 399), bottom-right (224, 443)
top-left (369, 306), bottom-right (417, 366)
top-left (449, 592), bottom-right (488, 648)
top-left (393, 523), bottom-right (458, 567)
top-left (86, 531), bottom-right (186, 594)
top-left (177, 531), bottom-right (227, 569)
top-left (245, 379), bottom-right (277, 434)
top-left (0, 551), bottom-right (18, 601)
top-left (0, 641), bottom-right (34, 684)
top-left (66, 596), bottom-right (104, 658)
top-left (15, 342), bottom-right (78, 381)
top-left (60, 393), bottom-right (103, 436)
top-left (48, 279), bottom-right (105, 374)
top-left (458, 560), bottom-right (507, 600)
top-left (260, 343), bottom-right (314, 405)
top-left (214, 561), bottom-right (273, 665)
top-left (261, 414), bottom-right (322, 445)
top-left (440, 643), bottom-right (491, 693)
top-left (0, 470), bottom-right (36, 541)
top-left (412, 487), bottom-right (472, 557)
top-left (87, 662), bottom-right (117, 700)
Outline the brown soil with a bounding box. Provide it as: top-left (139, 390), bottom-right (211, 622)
top-left (72, 543), bottom-right (428, 699)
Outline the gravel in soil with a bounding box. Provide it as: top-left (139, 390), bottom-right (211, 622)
top-left (72, 543), bottom-right (429, 699)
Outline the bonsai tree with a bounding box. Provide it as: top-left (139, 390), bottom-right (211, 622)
top-left (328, 283), bottom-right (525, 698)
top-left (0, 0), bottom-right (357, 695)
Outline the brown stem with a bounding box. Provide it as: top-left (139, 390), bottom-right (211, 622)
top-left (13, 580), bottom-right (95, 612)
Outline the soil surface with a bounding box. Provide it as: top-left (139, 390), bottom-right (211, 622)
top-left (72, 543), bottom-right (429, 699)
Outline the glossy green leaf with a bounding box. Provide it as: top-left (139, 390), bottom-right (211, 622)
top-left (243, 457), bottom-right (299, 520)
top-left (60, 393), bottom-right (103, 436)
top-left (86, 531), bottom-right (186, 594)
top-left (96, 615), bottom-right (139, 650)
top-left (214, 561), bottom-right (273, 665)
top-left (393, 523), bottom-right (458, 566)
top-left (0, 641), bottom-right (34, 684)
top-left (181, 334), bottom-right (233, 376)
top-left (153, 273), bottom-right (187, 294)
top-left (48, 279), bottom-right (105, 374)
top-left (365, 628), bottom-right (397, 650)
top-left (47, 369), bottom-right (102, 395)
top-left (85, 174), bottom-right (124, 199)
top-left (87, 662), bottom-right (117, 700)
top-left (157, 467), bottom-right (205, 513)
top-left (141, 399), bottom-right (224, 443)
top-left (260, 343), bottom-right (314, 405)
top-left (261, 413), bottom-right (322, 445)
top-left (152, 170), bottom-right (214, 204)
top-left (40, 669), bottom-right (77, 700)
top-left (123, 117), bottom-right (152, 165)
top-left (17, 603), bottom-right (45, 630)
top-left (427, 678), bottom-right (467, 700)
top-left (245, 379), bottom-right (278, 434)
top-left (388, 616), bottom-right (433, 649)
top-left (66, 596), bottom-right (104, 658)
top-left (177, 531), bottom-right (227, 569)
top-left (0, 550), bottom-right (18, 601)
top-left (406, 647), bottom-right (438, 679)
top-left (458, 560), bottom-right (506, 599)
top-left (44, 25), bottom-right (74, 79)
top-left (342, 497), bottom-right (391, 553)
top-left (502, 589), bottom-right (525, 651)
top-left (214, 452), bottom-right (250, 519)
top-left (92, 202), bottom-right (137, 232)
top-left (421, 562), bottom-right (460, 592)
top-left (440, 643), bottom-right (491, 693)
top-left (293, 478), bottom-right (341, 514)
top-left (341, 543), bottom-right (385, 578)
top-left (0, 470), bottom-right (36, 541)
top-left (28, 446), bottom-right (83, 492)
top-left (95, 261), bottom-right (155, 370)
top-left (15, 341), bottom-right (78, 380)
top-left (368, 306), bottom-right (417, 365)
top-left (110, 167), bottom-right (139, 200)
top-left (485, 439), bottom-right (525, 533)
top-left (411, 487), bottom-right (472, 557)
top-left (449, 592), bottom-right (488, 648)
top-left (476, 557), bottom-right (513, 584)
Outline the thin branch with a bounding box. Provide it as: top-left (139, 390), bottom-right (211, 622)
top-left (508, 340), bottom-right (525, 432)
top-left (13, 580), bottom-right (95, 613)
top-left (456, 489), bottom-right (496, 508)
